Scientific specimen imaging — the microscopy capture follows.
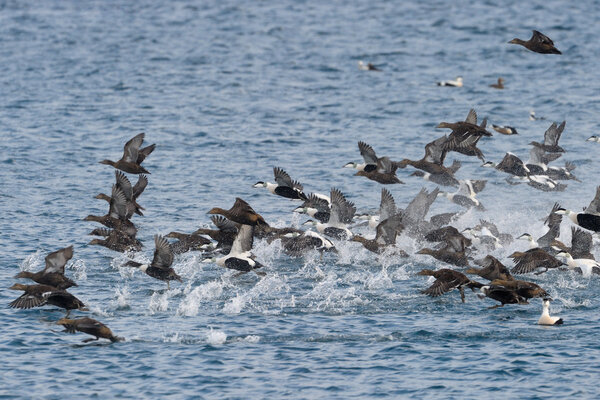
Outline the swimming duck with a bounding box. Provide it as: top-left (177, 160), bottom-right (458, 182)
top-left (294, 193), bottom-right (331, 223)
top-left (303, 188), bottom-right (355, 240)
top-left (351, 213), bottom-right (405, 254)
top-left (510, 248), bottom-right (563, 274)
top-left (492, 125), bottom-right (518, 135)
top-left (88, 228), bottom-right (143, 252)
top-left (165, 232), bottom-right (212, 254)
top-left (14, 246), bottom-right (76, 290)
top-left (466, 256), bottom-right (513, 281)
top-left (57, 317), bottom-right (123, 343)
top-left (253, 167), bottom-right (307, 200)
top-left (9, 283), bottom-right (87, 316)
top-left (555, 251), bottom-right (600, 277)
top-left (586, 136), bottom-right (600, 143)
top-left (208, 197), bottom-right (268, 227)
top-left (509, 30), bottom-right (561, 54)
top-left (208, 224), bottom-right (264, 274)
top-left (489, 78), bottom-right (504, 89)
top-left (99, 132), bottom-right (155, 174)
top-left (437, 77), bottom-right (463, 87)
top-left (530, 121), bottom-right (566, 153)
top-left (358, 61), bottom-right (381, 71)
top-left (417, 269), bottom-right (482, 302)
top-left (479, 284), bottom-right (527, 309)
top-left (538, 299), bottom-right (563, 325)
top-left (124, 235), bottom-right (182, 289)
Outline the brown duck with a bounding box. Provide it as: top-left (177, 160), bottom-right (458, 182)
top-left (89, 228), bottom-right (143, 252)
top-left (9, 283), bottom-right (88, 316)
top-left (99, 132), bottom-right (155, 174)
top-left (489, 78), bottom-right (504, 89)
top-left (417, 269), bottom-right (482, 302)
top-left (57, 317), bottom-right (123, 343)
top-left (14, 246), bottom-right (76, 290)
top-left (165, 231), bottom-right (212, 254)
top-left (208, 198), bottom-right (269, 227)
top-left (488, 279), bottom-right (548, 300)
top-left (466, 255), bottom-right (513, 281)
top-left (96, 172), bottom-right (147, 217)
top-left (509, 30), bottom-right (561, 54)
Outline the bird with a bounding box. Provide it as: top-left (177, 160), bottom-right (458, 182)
top-left (355, 188), bottom-right (398, 229)
top-left (438, 179), bottom-right (486, 210)
top-left (466, 256), bottom-right (513, 281)
top-left (165, 231), bottom-right (212, 254)
top-left (437, 77), bottom-right (463, 87)
top-left (551, 227), bottom-right (594, 260)
top-left (530, 121), bottom-right (566, 153)
top-left (424, 226), bottom-right (471, 253)
top-left (538, 299), bottom-right (563, 325)
top-left (416, 247), bottom-right (470, 267)
top-left (516, 203), bottom-right (562, 250)
top-left (408, 160), bottom-right (461, 187)
top-left (253, 167), bottom-right (307, 200)
top-left (555, 251), bottom-right (600, 277)
top-left (208, 198), bottom-right (268, 227)
top-left (586, 136), bottom-right (600, 143)
top-left (57, 317), bottom-right (123, 343)
top-left (489, 78), bottom-right (504, 89)
top-left (344, 142), bottom-right (402, 183)
top-left (207, 224), bottom-right (264, 274)
top-left (277, 231), bottom-right (336, 257)
top-left (88, 228), bottom-right (143, 252)
top-left (555, 205), bottom-right (600, 233)
top-left (351, 213), bottom-right (405, 254)
top-left (193, 216), bottom-right (239, 254)
top-left (479, 285), bottom-right (527, 309)
top-left (96, 172), bottom-right (147, 217)
top-left (488, 279), bottom-right (548, 301)
top-left (123, 235), bottom-right (182, 289)
top-left (8, 283), bottom-right (87, 316)
top-left (303, 188), bottom-right (355, 240)
top-left (510, 248), bottom-right (563, 274)
top-left (438, 109), bottom-right (492, 161)
top-left (99, 133), bottom-right (155, 174)
top-left (358, 61), bottom-right (381, 71)
top-left (14, 246), bottom-right (76, 290)
top-left (294, 193), bottom-right (331, 224)
top-left (482, 153), bottom-right (530, 177)
top-left (530, 111), bottom-right (546, 121)
top-left (509, 30), bottom-right (561, 54)
top-left (417, 269), bottom-right (482, 302)
top-left (492, 125), bottom-right (518, 135)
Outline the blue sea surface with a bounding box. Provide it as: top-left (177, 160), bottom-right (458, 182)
top-left (2, 0), bottom-right (600, 398)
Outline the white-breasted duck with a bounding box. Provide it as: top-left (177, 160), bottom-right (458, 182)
top-left (492, 124), bottom-right (517, 135)
top-left (555, 251), bottom-right (600, 277)
top-left (538, 299), bottom-right (563, 326)
top-left (438, 179), bottom-right (486, 210)
top-left (555, 189), bottom-right (600, 232)
top-left (437, 76), bottom-right (463, 87)
top-left (253, 167), bottom-right (307, 200)
top-left (358, 61), bottom-right (381, 71)
top-left (586, 136), bottom-right (600, 143)
top-left (208, 224), bottom-right (264, 274)
top-left (303, 188), bottom-right (355, 240)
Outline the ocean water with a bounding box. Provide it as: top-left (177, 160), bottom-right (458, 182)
top-left (2, 0), bottom-right (600, 398)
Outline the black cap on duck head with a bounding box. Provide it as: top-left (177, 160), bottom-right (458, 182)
top-left (252, 181), bottom-right (266, 188)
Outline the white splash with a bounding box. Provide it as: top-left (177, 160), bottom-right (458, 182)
top-left (177, 280), bottom-right (224, 317)
top-left (206, 328), bottom-right (227, 345)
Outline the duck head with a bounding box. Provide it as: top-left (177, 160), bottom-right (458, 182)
top-left (253, 181), bottom-right (267, 188)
